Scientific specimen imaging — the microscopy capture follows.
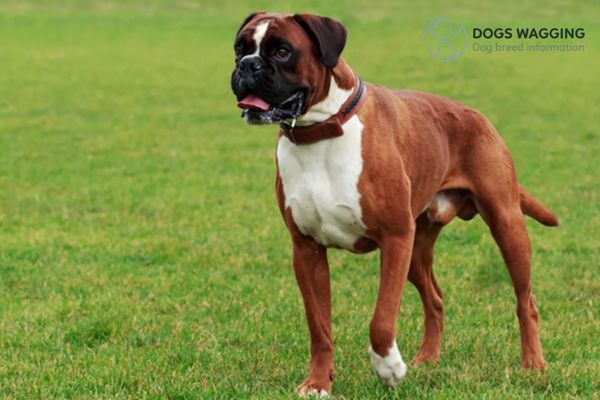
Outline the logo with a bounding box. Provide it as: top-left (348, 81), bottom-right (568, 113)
top-left (423, 17), bottom-right (468, 62)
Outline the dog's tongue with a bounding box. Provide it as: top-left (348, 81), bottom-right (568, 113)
top-left (237, 95), bottom-right (271, 111)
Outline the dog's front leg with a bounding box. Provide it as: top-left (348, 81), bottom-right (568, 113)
top-left (369, 227), bottom-right (415, 386)
top-left (292, 236), bottom-right (334, 397)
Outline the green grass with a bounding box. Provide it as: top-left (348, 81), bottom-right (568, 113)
top-left (0, 0), bottom-right (599, 398)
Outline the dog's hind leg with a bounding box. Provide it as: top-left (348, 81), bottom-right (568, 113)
top-left (475, 190), bottom-right (545, 369)
top-left (408, 214), bottom-right (444, 366)
top-left (408, 189), bottom-right (475, 365)
top-left (456, 113), bottom-right (546, 369)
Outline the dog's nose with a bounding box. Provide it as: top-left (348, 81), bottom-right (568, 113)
top-left (239, 55), bottom-right (265, 73)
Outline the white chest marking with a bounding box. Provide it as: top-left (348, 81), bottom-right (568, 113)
top-left (277, 116), bottom-right (365, 250)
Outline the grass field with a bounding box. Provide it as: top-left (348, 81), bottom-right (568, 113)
top-left (0, 1), bottom-right (599, 398)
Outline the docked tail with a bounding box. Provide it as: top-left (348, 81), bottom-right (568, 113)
top-left (519, 186), bottom-right (559, 227)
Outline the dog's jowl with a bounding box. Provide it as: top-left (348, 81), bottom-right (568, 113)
top-left (231, 12), bottom-right (558, 397)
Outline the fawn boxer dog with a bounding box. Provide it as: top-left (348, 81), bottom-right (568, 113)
top-left (231, 12), bottom-right (557, 396)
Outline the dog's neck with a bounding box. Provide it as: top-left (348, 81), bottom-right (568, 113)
top-left (296, 59), bottom-right (357, 127)
top-left (279, 60), bottom-right (366, 145)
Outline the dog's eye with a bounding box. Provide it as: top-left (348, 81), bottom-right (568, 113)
top-left (273, 47), bottom-right (291, 60)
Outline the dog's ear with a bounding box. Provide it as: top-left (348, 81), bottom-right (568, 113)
top-left (236, 11), bottom-right (265, 35)
top-left (293, 14), bottom-right (347, 68)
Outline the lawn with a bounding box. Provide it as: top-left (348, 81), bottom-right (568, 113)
top-left (0, 0), bottom-right (598, 398)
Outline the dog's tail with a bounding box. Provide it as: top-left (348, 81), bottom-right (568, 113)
top-left (519, 186), bottom-right (559, 227)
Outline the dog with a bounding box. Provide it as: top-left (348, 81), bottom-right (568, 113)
top-left (231, 12), bottom-right (558, 397)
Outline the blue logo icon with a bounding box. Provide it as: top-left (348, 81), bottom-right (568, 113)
top-left (423, 17), bottom-right (468, 62)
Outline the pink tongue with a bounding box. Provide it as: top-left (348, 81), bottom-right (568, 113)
top-left (237, 95), bottom-right (271, 111)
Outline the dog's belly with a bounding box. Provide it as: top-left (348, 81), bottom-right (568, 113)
top-left (277, 116), bottom-right (366, 250)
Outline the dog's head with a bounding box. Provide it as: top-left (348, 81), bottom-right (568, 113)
top-left (230, 12), bottom-right (347, 124)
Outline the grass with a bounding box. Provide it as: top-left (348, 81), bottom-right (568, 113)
top-left (0, 0), bottom-right (599, 398)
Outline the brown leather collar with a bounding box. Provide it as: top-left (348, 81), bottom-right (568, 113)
top-left (279, 78), bottom-right (367, 145)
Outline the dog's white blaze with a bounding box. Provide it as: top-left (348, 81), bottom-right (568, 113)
top-left (298, 77), bottom-right (353, 125)
top-left (277, 115), bottom-right (365, 250)
top-left (368, 341), bottom-right (407, 386)
top-left (251, 20), bottom-right (269, 56)
top-left (240, 20), bottom-right (270, 63)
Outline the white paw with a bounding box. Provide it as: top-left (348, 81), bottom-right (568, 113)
top-left (297, 386), bottom-right (329, 398)
top-left (368, 341), bottom-right (407, 386)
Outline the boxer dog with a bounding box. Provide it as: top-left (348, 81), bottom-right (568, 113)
top-left (231, 12), bottom-right (557, 396)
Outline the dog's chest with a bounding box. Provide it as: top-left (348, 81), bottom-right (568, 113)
top-left (276, 116), bottom-right (366, 250)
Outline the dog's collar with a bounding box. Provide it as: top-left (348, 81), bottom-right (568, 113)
top-left (279, 77), bottom-right (367, 145)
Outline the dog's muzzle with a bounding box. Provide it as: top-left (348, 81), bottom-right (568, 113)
top-left (239, 90), bottom-right (305, 125)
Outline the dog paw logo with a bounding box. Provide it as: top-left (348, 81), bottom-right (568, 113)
top-left (422, 17), bottom-right (468, 62)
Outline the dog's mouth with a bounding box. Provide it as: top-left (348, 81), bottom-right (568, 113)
top-left (237, 91), bottom-right (305, 125)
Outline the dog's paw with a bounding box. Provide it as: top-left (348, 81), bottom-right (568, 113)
top-left (297, 384), bottom-right (329, 398)
top-left (521, 355), bottom-right (545, 370)
top-left (368, 341), bottom-right (407, 386)
top-left (296, 366), bottom-right (334, 398)
top-left (411, 349), bottom-right (440, 367)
